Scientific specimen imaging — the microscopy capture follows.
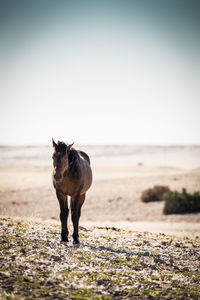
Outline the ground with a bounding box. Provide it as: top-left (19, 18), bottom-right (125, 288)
top-left (1, 147), bottom-right (200, 298)
top-left (0, 165), bottom-right (200, 224)
top-left (0, 217), bottom-right (200, 299)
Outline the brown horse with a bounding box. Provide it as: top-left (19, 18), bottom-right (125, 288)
top-left (52, 139), bottom-right (92, 244)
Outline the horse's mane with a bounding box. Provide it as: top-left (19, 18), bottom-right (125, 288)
top-left (56, 141), bottom-right (67, 153)
top-left (68, 149), bottom-right (80, 171)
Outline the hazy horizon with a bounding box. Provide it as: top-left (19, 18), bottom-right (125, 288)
top-left (0, 142), bottom-right (200, 147)
top-left (1, 0), bottom-right (200, 145)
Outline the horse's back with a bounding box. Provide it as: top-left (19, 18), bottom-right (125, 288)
top-left (78, 150), bottom-right (90, 165)
top-left (78, 150), bottom-right (92, 194)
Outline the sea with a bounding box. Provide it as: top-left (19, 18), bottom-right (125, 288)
top-left (0, 145), bottom-right (200, 169)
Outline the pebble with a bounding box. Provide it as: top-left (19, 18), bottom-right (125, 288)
top-left (154, 258), bottom-right (165, 264)
top-left (51, 255), bottom-right (61, 262)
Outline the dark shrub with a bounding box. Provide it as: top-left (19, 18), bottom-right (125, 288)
top-left (141, 185), bottom-right (170, 203)
top-left (163, 188), bottom-right (200, 214)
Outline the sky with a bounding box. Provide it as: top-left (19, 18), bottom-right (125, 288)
top-left (0, 0), bottom-right (200, 145)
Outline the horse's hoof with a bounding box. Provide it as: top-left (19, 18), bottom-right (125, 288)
top-left (61, 237), bottom-right (68, 242)
top-left (61, 241), bottom-right (68, 246)
top-left (73, 239), bottom-right (80, 245)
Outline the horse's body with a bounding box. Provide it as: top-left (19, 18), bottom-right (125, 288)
top-left (52, 140), bottom-right (92, 244)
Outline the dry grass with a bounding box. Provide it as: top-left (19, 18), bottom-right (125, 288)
top-left (141, 185), bottom-right (171, 203)
top-left (0, 217), bottom-right (200, 299)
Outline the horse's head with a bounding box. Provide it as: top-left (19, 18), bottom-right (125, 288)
top-left (52, 139), bottom-right (74, 181)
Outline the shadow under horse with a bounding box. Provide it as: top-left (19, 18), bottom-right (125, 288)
top-left (52, 139), bottom-right (92, 244)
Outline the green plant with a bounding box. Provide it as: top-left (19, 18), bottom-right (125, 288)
top-left (163, 188), bottom-right (200, 214)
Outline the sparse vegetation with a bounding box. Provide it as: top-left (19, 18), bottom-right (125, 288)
top-left (163, 188), bottom-right (200, 215)
top-left (0, 217), bottom-right (200, 299)
top-left (141, 185), bottom-right (170, 202)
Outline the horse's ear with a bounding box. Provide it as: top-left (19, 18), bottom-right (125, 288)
top-left (52, 138), bottom-right (57, 148)
top-left (67, 142), bottom-right (74, 151)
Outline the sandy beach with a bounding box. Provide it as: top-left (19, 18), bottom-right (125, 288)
top-left (0, 145), bottom-right (200, 237)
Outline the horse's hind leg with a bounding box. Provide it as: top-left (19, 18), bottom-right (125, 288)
top-left (56, 191), bottom-right (69, 242)
top-left (71, 193), bottom-right (85, 244)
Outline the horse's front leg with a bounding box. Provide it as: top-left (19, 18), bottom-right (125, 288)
top-left (56, 191), bottom-right (69, 242)
top-left (71, 193), bottom-right (85, 244)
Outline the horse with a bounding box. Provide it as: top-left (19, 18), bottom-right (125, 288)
top-left (52, 139), bottom-right (92, 244)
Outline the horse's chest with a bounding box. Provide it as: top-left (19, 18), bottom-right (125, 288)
top-left (61, 181), bottom-right (74, 195)
top-left (53, 177), bottom-right (81, 197)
